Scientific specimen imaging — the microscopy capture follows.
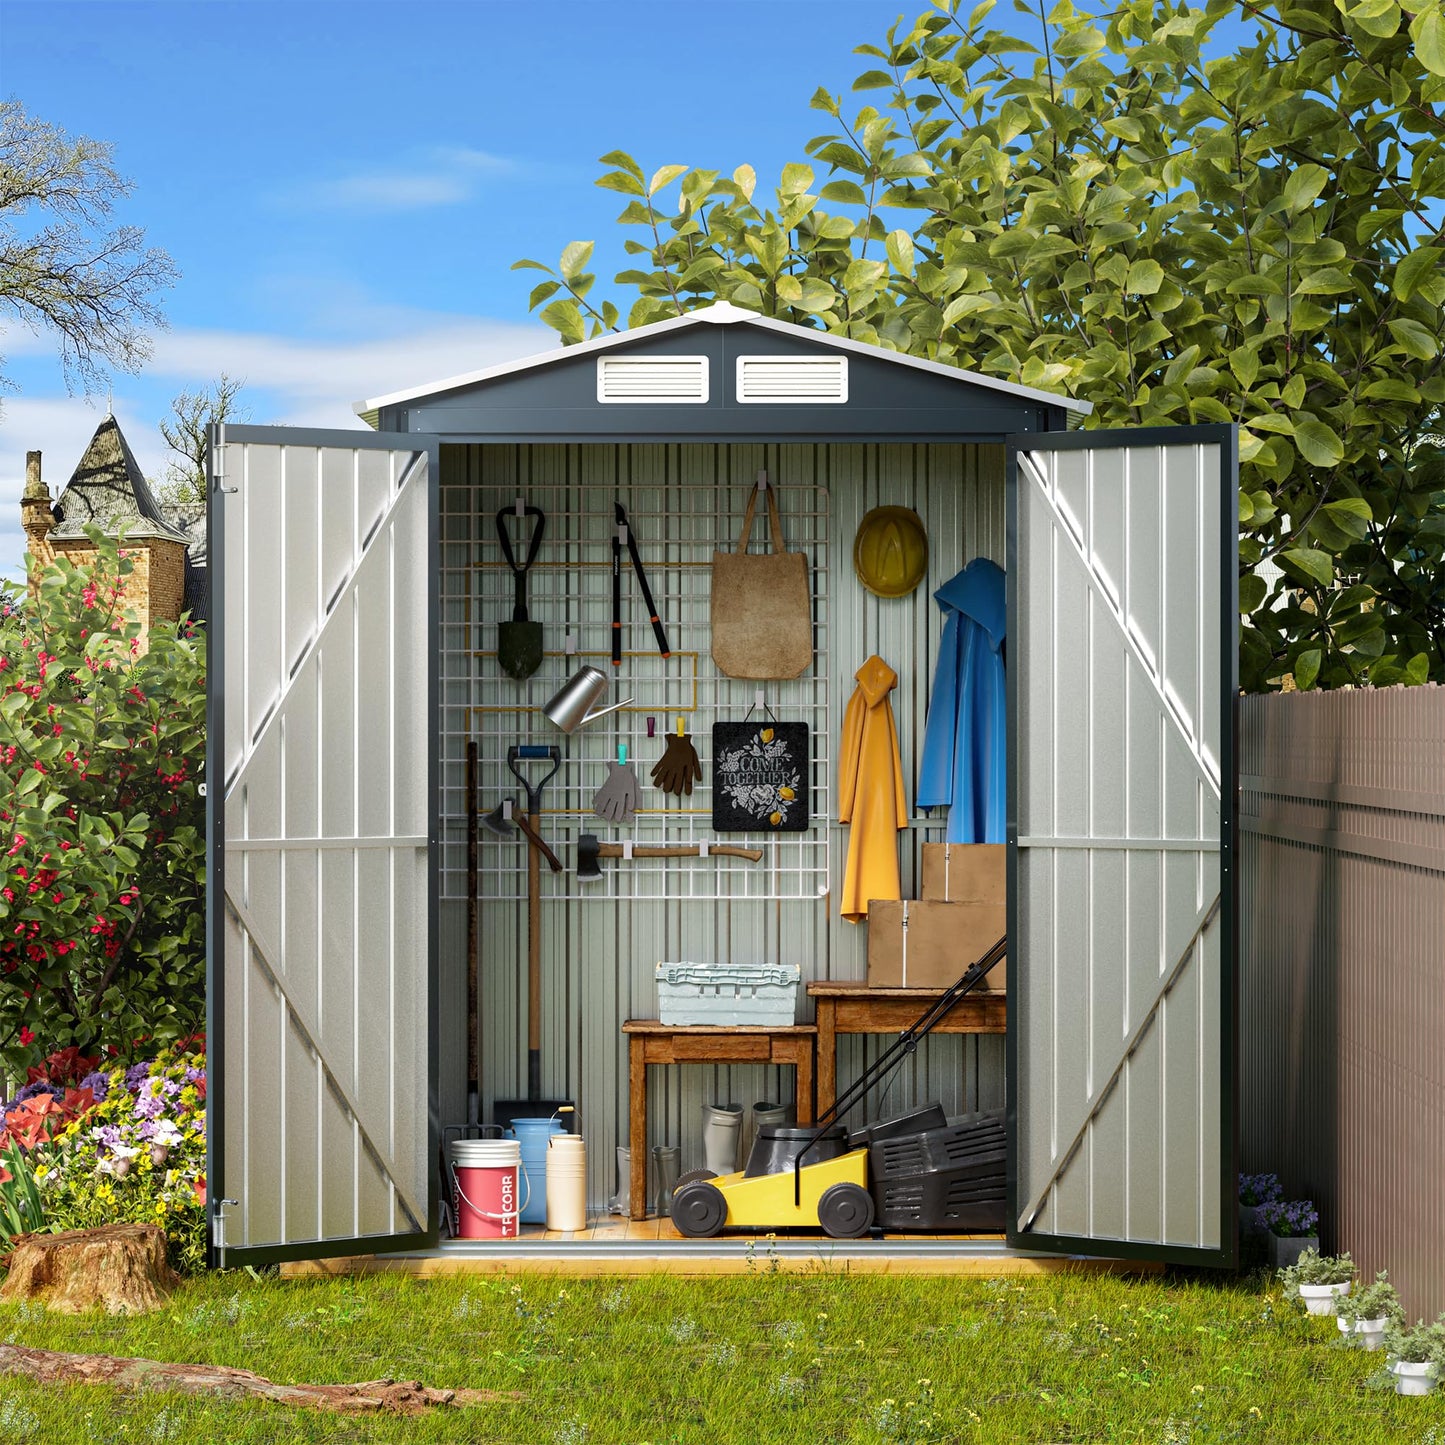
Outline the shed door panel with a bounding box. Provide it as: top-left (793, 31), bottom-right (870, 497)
top-left (208, 426), bottom-right (437, 1265)
top-left (1007, 425), bottom-right (1237, 1266)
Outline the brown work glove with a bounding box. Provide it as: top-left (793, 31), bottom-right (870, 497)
top-left (651, 732), bottom-right (702, 797)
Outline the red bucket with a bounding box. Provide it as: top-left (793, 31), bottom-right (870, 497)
top-left (451, 1139), bottom-right (527, 1239)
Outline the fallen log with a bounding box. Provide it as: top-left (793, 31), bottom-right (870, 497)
top-left (0, 1343), bottom-right (519, 1415)
top-left (0, 1224), bottom-right (178, 1313)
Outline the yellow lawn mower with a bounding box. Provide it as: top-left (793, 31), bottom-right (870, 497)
top-left (670, 936), bottom-right (1007, 1240)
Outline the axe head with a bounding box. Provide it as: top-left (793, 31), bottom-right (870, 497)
top-left (481, 797), bottom-right (517, 838)
top-left (576, 833), bottom-right (603, 882)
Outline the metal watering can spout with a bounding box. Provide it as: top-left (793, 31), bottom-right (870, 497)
top-left (543, 666), bottom-right (633, 734)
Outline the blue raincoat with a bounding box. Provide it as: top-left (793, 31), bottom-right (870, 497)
top-left (916, 559), bottom-right (1006, 844)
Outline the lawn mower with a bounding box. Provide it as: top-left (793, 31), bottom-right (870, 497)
top-left (669, 935), bottom-right (1008, 1239)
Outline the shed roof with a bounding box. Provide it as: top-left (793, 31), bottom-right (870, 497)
top-left (353, 301), bottom-right (1092, 420)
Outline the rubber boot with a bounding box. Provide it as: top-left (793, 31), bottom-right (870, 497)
top-left (653, 1144), bottom-right (680, 1218)
top-left (607, 1145), bottom-right (630, 1216)
top-left (702, 1103), bottom-right (744, 1176)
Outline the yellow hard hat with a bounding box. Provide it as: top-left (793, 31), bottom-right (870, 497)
top-left (853, 506), bottom-right (929, 598)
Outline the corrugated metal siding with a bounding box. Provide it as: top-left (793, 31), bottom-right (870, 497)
top-left (1241, 686), bottom-right (1445, 1319)
top-left (1012, 436), bottom-right (1229, 1252)
top-left (439, 442), bottom-right (1007, 1206)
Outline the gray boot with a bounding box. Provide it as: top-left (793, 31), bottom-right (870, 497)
top-left (608, 1145), bottom-right (630, 1215)
top-left (653, 1145), bottom-right (680, 1217)
top-left (702, 1103), bottom-right (744, 1176)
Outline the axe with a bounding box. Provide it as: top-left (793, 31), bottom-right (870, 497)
top-left (576, 833), bottom-right (763, 881)
top-left (481, 796), bottom-right (563, 874)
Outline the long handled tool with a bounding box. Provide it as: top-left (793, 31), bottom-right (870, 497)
top-left (791, 934), bottom-right (1008, 1203)
top-left (493, 744), bottom-right (572, 1128)
top-left (496, 503), bottom-right (546, 681)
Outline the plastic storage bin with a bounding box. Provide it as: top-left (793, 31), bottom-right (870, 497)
top-left (655, 963), bottom-right (801, 1026)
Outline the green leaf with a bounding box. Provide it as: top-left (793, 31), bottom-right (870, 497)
top-left (820, 180), bottom-right (867, 204)
top-left (539, 297), bottom-right (585, 345)
top-left (1410, 2), bottom-right (1445, 76)
top-left (733, 164), bottom-right (757, 202)
top-left (1294, 649), bottom-right (1322, 690)
top-left (1386, 318), bottom-right (1438, 359)
top-left (1393, 247), bottom-right (1444, 302)
top-left (1125, 259), bottom-right (1164, 296)
top-left (1404, 652), bottom-right (1432, 685)
top-left (853, 69), bottom-right (895, 90)
top-left (1239, 574), bottom-right (1268, 613)
top-left (596, 169), bottom-right (646, 197)
top-left (886, 229), bottom-right (916, 278)
top-left (647, 165), bottom-right (688, 197)
top-left (559, 241), bottom-right (595, 282)
top-left (1282, 164), bottom-right (1329, 213)
top-left (528, 280), bottom-right (560, 311)
top-left (1293, 417), bottom-right (1345, 468)
top-left (1281, 547), bottom-right (1335, 587)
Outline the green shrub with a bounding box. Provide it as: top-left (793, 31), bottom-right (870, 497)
top-left (0, 531), bottom-right (205, 1076)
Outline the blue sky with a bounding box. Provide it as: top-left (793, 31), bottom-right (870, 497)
top-left (0, 0), bottom-right (929, 570)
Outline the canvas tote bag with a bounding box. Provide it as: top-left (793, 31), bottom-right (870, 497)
top-left (711, 479), bottom-right (812, 679)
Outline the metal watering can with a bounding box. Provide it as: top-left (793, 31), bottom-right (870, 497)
top-left (542, 666), bottom-right (632, 734)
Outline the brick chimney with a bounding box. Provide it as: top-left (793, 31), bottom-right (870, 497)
top-left (21, 451), bottom-right (56, 570)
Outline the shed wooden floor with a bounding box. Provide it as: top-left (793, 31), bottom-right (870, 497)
top-left (279, 1213), bottom-right (1162, 1278)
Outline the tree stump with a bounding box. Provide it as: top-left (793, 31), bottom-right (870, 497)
top-left (0, 1224), bottom-right (178, 1313)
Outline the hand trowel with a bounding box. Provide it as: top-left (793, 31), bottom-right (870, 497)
top-left (495, 502), bottom-right (545, 681)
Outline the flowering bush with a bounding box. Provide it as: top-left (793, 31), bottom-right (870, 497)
top-left (1237, 1172), bottom-right (1283, 1207)
top-left (32, 1046), bottom-right (206, 1273)
top-left (1260, 1198), bottom-right (1319, 1239)
top-left (0, 532), bottom-right (205, 1077)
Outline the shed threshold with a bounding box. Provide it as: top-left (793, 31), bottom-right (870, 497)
top-left (280, 1235), bottom-right (1160, 1278)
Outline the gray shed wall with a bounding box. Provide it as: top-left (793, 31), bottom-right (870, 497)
top-left (438, 441), bottom-right (1008, 1206)
top-left (1241, 686), bottom-right (1445, 1318)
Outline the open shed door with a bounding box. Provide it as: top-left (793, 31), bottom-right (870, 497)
top-left (207, 426), bottom-right (438, 1266)
top-left (1007, 424), bottom-right (1237, 1266)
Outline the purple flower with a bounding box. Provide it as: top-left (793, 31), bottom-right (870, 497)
top-left (13, 1080), bottom-right (60, 1105)
top-left (123, 1062), bottom-right (150, 1092)
top-left (79, 1071), bottom-right (110, 1103)
top-left (1238, 1172), bottom-right (1284, 1207)
top-left (1261, 1198), bottom-right (1319, 1238)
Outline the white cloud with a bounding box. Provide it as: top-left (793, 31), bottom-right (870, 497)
top-left (278, 146), bottom-right (516, 213)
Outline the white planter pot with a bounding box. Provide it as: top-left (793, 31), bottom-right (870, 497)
top-left (1299, 1281), bottom-right (1351, 1316)
top-left (1337, 1315), bottom-right (1388, 1350)
top-left (1392, 1360), bottom-right (1437, 1397)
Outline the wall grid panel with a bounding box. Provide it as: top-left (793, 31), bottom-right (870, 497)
top-left (1241, 685), bottom-right (1445, 1320)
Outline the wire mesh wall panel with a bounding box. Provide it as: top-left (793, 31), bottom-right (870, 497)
top-left (1011, 432), bottom-right (1232, 1255)
top-left (439, 442), bottom-right (1008, 1202)
top-left (1240, 686), bottom-right (1445, 1320)
top-left (213, 432), bottom-right (432, 1258)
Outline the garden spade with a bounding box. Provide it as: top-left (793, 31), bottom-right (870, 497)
top-left (495, 502), bottom-right (545, 681)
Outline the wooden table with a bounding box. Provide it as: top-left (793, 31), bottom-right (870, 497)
top-left (807, 982), bottom-right (1007, 1116)
top-left (621, 1022), bottom-right (817, 1221)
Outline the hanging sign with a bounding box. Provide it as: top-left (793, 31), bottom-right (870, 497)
top-left (711, 721), bottom-right (810, 832)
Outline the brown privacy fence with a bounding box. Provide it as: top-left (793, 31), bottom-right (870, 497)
top-left (1240, 685), bottom-right (1445, 1318)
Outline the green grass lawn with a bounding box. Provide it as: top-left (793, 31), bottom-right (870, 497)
top-left (0, 1264), bottom-right (1438, 1443)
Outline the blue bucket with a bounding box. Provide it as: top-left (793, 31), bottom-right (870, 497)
top-left (507, 1117), bottom-right (565, 1224)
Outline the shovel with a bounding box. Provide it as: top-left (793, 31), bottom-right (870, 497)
top-left (495, 503), bottom-right (545, 681)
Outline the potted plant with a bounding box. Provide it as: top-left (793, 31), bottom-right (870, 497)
top-left (1260, 1198), bottom-right (1319, 1268)
top-left (1383, 1317), bottom-right (1445, 1396)
top-left (1238, 1172), bottom-right (1282, 1239)
top-left (1336, 1271), bottom-right (1404, 1350)
top-left (1277, 1248), bottom-right (1354, 1315)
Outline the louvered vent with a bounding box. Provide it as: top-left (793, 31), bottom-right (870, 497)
top-left (596, 355), bottom-right (709, 403)
top-left (736, 355), bottom-right (848, 403)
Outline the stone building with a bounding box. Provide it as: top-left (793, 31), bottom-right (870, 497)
top-left (21, 414), bottom-right (208, 631)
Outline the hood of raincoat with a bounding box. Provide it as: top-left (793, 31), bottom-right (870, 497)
top-left (852, 654), bottom-right (898, 708)
top-left (934, 559), bottom-right (1005, 653)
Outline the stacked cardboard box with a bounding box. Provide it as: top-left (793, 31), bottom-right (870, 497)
top-left (867, 844), bottom-right (1006, 990)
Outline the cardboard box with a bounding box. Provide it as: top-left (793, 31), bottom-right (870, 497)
top-left (866, 899), bottom-right (1007, 991)
top-left (921, 843), bottom-right (1006, 904)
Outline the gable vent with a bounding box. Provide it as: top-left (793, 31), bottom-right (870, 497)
top-left (597, 355), bottom-right (709, 403)
top-left (736, 355), bottom-right (848, 403)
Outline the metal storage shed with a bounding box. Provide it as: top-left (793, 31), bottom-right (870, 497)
top-left (206, 301), bottom-right (1238, 1269)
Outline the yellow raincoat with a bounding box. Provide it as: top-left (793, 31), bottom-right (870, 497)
top-left (838, 655), bottom-right (908, 923)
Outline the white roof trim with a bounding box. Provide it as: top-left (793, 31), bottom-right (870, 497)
top-left (352, 301), bottom-right (1092, 417)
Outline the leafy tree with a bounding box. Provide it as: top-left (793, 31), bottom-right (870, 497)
top-left (155, 373), bottom-right (248, 510)
top-left (0, 534), bottom-right (205, 1078)
top-left (0, 101), bottom-right (176, 397)
top-left (517, 0), bottom-right (1445, 691)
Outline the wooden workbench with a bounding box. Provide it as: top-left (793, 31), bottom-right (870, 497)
top-left (621, 1021), bottom-right (817, 1222)
top-left (806, 982), bottom-right (1007, 1115)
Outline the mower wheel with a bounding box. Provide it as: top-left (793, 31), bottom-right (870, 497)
top-left (818, 1182), bottom-right (875, 1239)
top-left (672, 1180), bottom-right (728, 1238)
